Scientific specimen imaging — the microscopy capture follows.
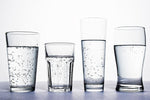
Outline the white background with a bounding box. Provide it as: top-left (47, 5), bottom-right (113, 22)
top-left (0, 0), bottom-right (150, 82)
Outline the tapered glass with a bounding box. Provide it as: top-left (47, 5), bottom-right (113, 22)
top-left (6, 31), bottom-right (39, 92)
top-left (45, 42), bottom-right (74, 92)
top-left (114, 26), bottom-right (146, 92)
top-left (81, 17), bottom-right (106, 92)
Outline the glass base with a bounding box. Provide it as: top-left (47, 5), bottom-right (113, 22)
top-left (116, 84), bottom-right (144, 92)
top-left (48, 86), bottom-right (72, 92)
top-left (10, 87), bottom-right (35, 92)
top-left (84, 83), bottom-right (104, 92)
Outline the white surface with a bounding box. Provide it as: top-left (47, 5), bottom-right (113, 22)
top-left (0, 81), bottom-right (150, 100)
top-left (0, 0), bottom-right (150, 82)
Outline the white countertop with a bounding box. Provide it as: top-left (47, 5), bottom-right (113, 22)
top-left (0, 81), bottom-right (150, 100)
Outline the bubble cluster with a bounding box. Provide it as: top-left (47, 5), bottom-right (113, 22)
top-left (7, 46), bottom-right (38, 87)
top-left (46, 56), bottom-right (74, 87)
top-left (81, 40), bottom-right (105, 83)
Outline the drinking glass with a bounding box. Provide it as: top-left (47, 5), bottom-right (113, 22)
top-left (81, 17), bottom-right (107, 92)
top-left (45, 42), bottom-right (74, 92)
top-left (114, 26), bottom-right (146, 92)
top-left (6, 31), bottom-right (39, 92)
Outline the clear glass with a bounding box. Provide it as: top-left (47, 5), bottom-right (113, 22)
top-left (114, 26), bottom-right (146, 92)
top-left (6, 31), bottom-right (39, 92)
top-left (81, 17), bottom-right (106, 92)
top-left (45, 42), bottom-right (74, 92)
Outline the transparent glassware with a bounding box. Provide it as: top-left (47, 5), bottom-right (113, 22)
top-left (45, 42), bottom-right (74, 92)
top-left (114, 26), bottom-right (146, 92)
top-left (6, 31), bottom-right (39, 92)
top-left (81, 17), bottom-right (107, 92)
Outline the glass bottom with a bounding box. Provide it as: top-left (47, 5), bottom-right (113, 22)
top-left (116, 84), bottom-right (144, 92)
top-left (10, 87), bottom-right (35, 92)
top-left (84, 83), bottom-right (104, 92)
top-left (48, 86), bottom-right (72, 92)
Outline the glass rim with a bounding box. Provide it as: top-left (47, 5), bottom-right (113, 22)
top-left (115, 26), bottom-right (145, 30)
top-left (6, 31), bottom-right (39, 35)
top-left (80, 17), bottom-right (106, 22)
top-left (45, 42), bottom-right (75, 46)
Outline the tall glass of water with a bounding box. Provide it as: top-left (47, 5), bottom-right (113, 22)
top-left (45, 42), bottom-right (74, 92)
top-left (81, 17), bottom-right (107, 92)
top-left (114, 26), bottom-right (146, 92)
top-left (6, 31), bottom-right (39, 92)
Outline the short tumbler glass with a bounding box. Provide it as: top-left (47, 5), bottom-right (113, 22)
top-left (81, 17), bottom-right (106, 92)
top-left (6, 31), bottom-right (39, 92)
top-left (114, 26), bottom-right (146, 92)
top-left (45, 42), bottom-right (74, 92)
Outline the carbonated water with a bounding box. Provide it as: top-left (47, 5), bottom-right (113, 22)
top-left (81, 40), bottom-right (106, 91)
top-left (46, 56), bottom-right (74, 92)
top-left (7, 46), bottom-right (38, 89)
